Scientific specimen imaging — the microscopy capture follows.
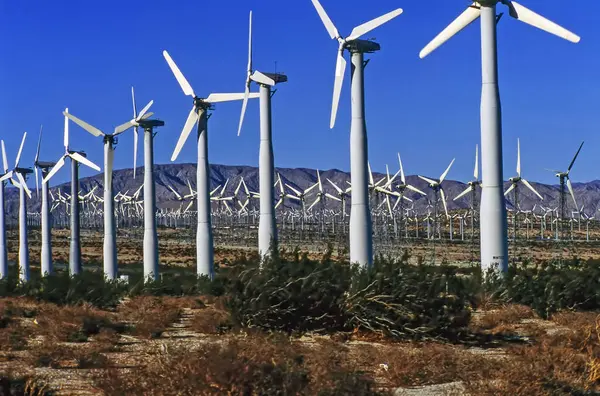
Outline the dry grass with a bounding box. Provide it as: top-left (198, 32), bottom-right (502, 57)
top-left (92, 332), bottom-right (379, 395)
top-left (117, 296), bottom-right (184, 339)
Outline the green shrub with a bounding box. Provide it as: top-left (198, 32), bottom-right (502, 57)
top-left (484, 259), bottom-right (600, 319)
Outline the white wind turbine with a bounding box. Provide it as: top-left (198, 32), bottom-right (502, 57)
top-left (310, 0), bottom-right (403, 267)
top-left (505, 138), bottom-right (543, 210)
top-left (163, 49), bottom-right (259, 279)
top-left (237, 11), bottom-right (287, 260)
top-left (64, 100), bottom-right (152, 280)
top-left (44, 108), bottom-right (101, 276)
top-left (454, 144), bottom-right (482, 241)
top-left (0, 133), bottom-right (32, 281)
top-left (114, 90), bottom-right (162, 281)
top-left (418, 159), bottom-right (455, 238)
top-left (420, 0), bottom-right (580, 272)
top-left (33, 126), bottom-right (56, 276)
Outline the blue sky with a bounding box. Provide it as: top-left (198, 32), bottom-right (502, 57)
top-left (0, 0), bottom-right (596, 186)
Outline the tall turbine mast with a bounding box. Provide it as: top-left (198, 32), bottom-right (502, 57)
top-left (310, 0), bottom-right (403, 267)
top-left (420, 0), bottom-right (580, 273)
top-left (237, 11), bottom-right (287, 261)
top-left (162, 50), bottom-right (259, 279)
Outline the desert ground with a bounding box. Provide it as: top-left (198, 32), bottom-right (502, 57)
top-left (0, 229), bottom-right (599, 395)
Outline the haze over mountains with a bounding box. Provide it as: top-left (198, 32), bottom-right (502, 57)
top-left (4, 163), bottom-right (599, 217)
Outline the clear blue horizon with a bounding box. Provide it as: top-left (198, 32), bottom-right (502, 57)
top-left (0, 0), bottom-right (595, 187)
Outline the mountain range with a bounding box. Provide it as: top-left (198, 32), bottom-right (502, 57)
top-left (3, 163), bottom-right (599, 218)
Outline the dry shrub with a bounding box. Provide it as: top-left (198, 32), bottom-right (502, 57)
top-left (118, 296), bottom-right (182, 339)
top-left (93, 332), bottom-right (379, 395)
top-left (190, 307), bottom-right (232, 334)
top-left (471, 304), bottom-right (536, 334)
top-left (35, 303), bottom-right (119, 343)
top-left (28, 342), bottom-right (109, 369)
top-left (351, 342), bottom-right (494, 389)
top-left (0, 370), bottom-right (52, 396)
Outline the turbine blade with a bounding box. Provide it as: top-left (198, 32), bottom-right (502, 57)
top-left (133, 126), bottom-right (138, 179)
top-left (16, 172), bottom-right (31, 198)
top-left (35, 125), bottom-right (43, 163)
top-left (440, 188), bottom-right (449, 217)
top-left (474, 144), bottom-right (479, 180)
top-left (237, 85), bottom-right (250, 137)
top-left (250, 71), bottom-right (276, 86)
top-left (285, 183), bottom-right (302, 197)
top-left (418, 175), bottom-right (436, 185)
top-left (504, 183), bottom-right (516, 196)
top-left (64, 108), bottom-right (69, 150)
top-left (64, 112), bottom-right (105, 137)
top-left (162, 50), bottom-right (196, 97)
top-left (325, 192), bottom-right (341, 202)
top-left (275, 198), bottom-right (283, 209)
top-left (504, 0), bottom-right (580, 43)
top-left (1, 141), bottom-right (8, 173)
top-left (171, 106), bottom-right (199, 162)
top-left (454, 185), bottom-right (471, 201)
top-left (205, 93), bottom-right (259, 103)
top-left (516, 138), bottom-right (521, 177)
top-left (567, 177), bottom-right (578, 211)
top-left (330, 45), bottom-right (346, 129)
top-left (43, 156), bottom-right (66, 184)
top-left (131, 86), bottom-right (138, 119)
top-left (567, 141), bottom-right (584, 173)
top-left (327, 178), bottom-right (343, 194)
top-left (347, 8), bottom-right (403, 41)
top-left (136, 100), bottom-right (153, 121)
top-left (308, 196), bottom-right (321, 211)
top-left (0, 171), bottom-right (13, 183)
top-left (398, 152), bottom-right (406, 184)
top-left (15, 132), bottom-right (27, 168)
top-left (70, 152), bottom-right (101, 172)
top-left (248, 11), bottom-right (253, 73)
top-left (310, 0), bottom-right (340, 40)
top-left (439, 158), bottom-right (455, 183)
top-left (114, 120), bottom-right (134, 135)
top-left (419, 4), bottom-right (481, 59)
top-left (406, 184), bottom-right (427, 196)
top-left (521, 179), bottom-right (543, 200)
top-left (35, 167), bottom-right (39, 198)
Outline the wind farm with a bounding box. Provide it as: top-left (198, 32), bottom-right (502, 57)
top-left (0, 0), bottom-right (597, 394)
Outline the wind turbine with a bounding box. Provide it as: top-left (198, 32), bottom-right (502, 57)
top-left (64, 100), bottom-right (152, 280)
top-left (162, 49), bottom-right (259, 279)
top-left (0, 141), bottom-right (12, 278)
top-left (0, 133), bottom-right (32, 281)
top-left (547, 141), bottom-right (584, 240)
top-left (394, 153), bottom-right (426, 238)
top-left (115, 92), bottom-right (162, 282)
top-left (454, 145), bottom-right (482, 243)
top-left (237, 11), bottom-right (287, 260)
top-left (33, 126), bottom-right (56, 276)
top-left (420, 0), bottom-right (580, 272)
top-left (310, 0), bottom-right (403, 266)
top-left (418, 159), bottom-right (455, 239)
top-left (504, 139), bottom-right (543, 241)
top-left (44, 108), bottom-right (101, 276)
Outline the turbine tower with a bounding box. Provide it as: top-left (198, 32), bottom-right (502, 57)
top-left (237, 11), bottom-right (287, 260)
top-left (454, 144), bottom-right (482, 242)
top-left (310, 0), bottom-right (403, 267)
top-left (115, 95), bottom-right (162, 282)
top-left (0, 142), bottom-right (11, 279)
top-left (420, 0), bottom-right (580, 272)
top-left (418, 159), bottom-right (455, 238)
top-left (65, 101), bottom-right (152, 280)
top-left (33, 126), bottom-right (56, 276)
top-left (504, 138), bottom-right (543, 241)
top-left (0, 133), bottom-right (32, 281)
top-left (44, 108), bottom-right (101, 276)
top-left (162, 49), bottom-right (258, 279)
top-left (547, 141), bottom-right (583, 240)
